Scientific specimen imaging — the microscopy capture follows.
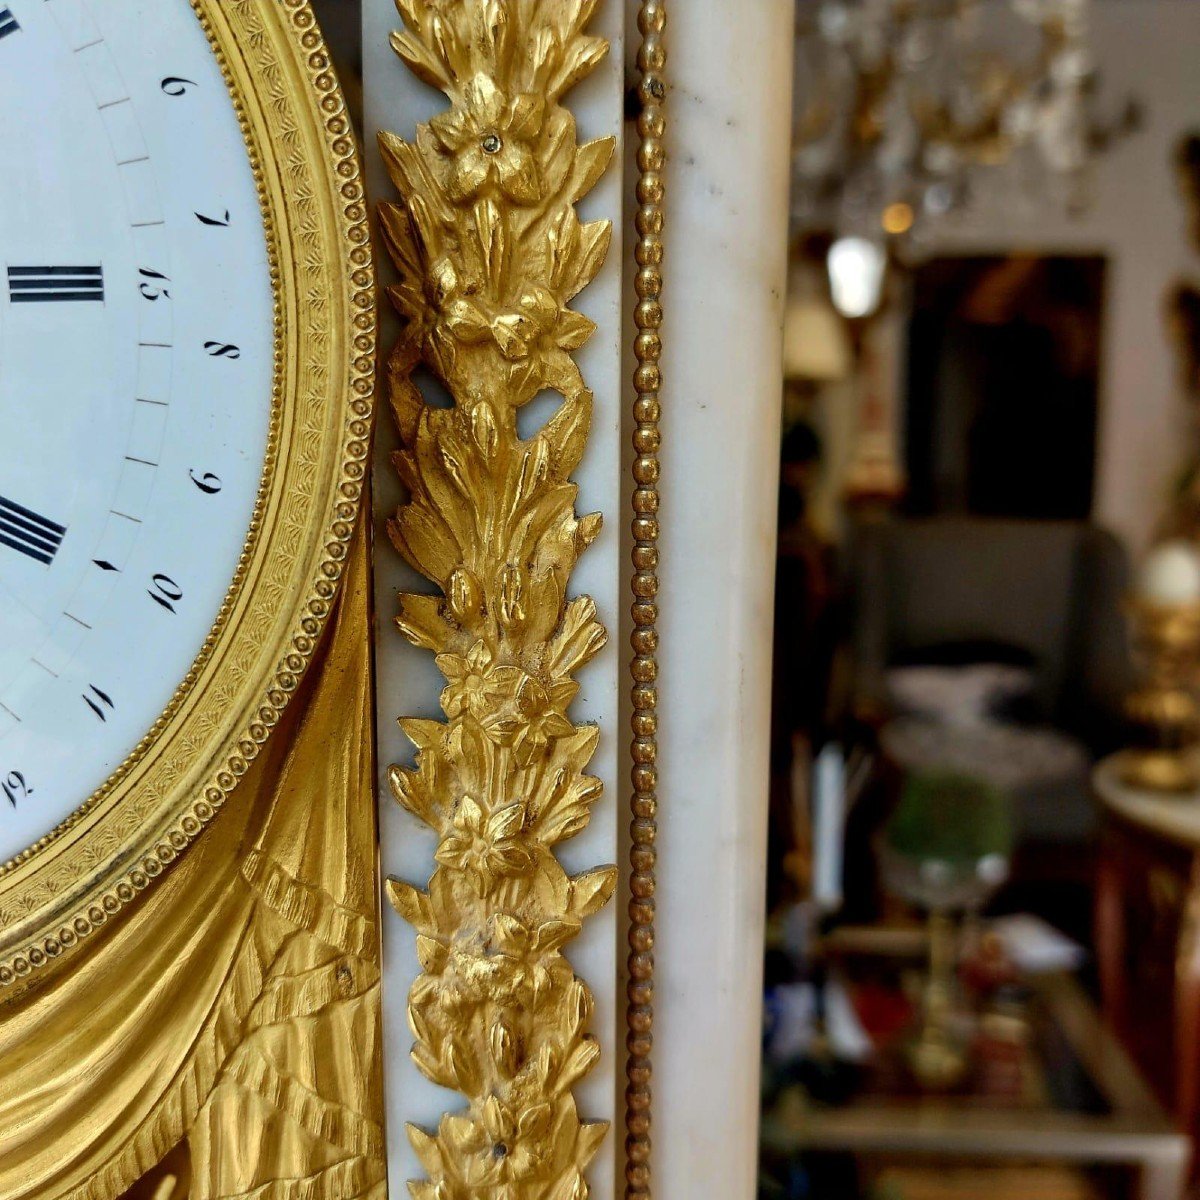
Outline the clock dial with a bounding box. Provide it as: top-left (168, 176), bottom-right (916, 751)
top-left (0, 0), bottom-right (273, 864)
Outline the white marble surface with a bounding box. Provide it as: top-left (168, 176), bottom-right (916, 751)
top-left (1095, 754), bottom-right (1200, 847)
top-left (636, 1), bottom-right (794, 1196)
top-left (362, 3), bottom-right (625, 1194)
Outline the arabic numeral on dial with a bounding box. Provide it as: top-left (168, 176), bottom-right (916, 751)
top-left (82, 685), bottom-right (115, 722)
top-left (204, 341), bottom-right (240, 359)
top-left (148, 573), bottom-right (184, 613)
top-left (2, 771), bottom-right (30, 807)
top-left (189, 469), bottom-right (222, 495)
top-left (138, 267), bottom-right (170, 301)
top-left (160, 76), bottom-right (196, 97)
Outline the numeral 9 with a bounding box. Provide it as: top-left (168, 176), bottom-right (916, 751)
top-left (189, 469), bottom-right (222, 495)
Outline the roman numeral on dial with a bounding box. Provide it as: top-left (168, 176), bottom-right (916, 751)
top-left (0, 8), bottom-right (18, 39)
top-left (0, 495), bottom-right (66, 564)
top-left (7, 265), bottom-right (103, 303)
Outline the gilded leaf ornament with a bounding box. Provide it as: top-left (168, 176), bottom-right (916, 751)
top-left (377, 2), bottom-right (616, 1197)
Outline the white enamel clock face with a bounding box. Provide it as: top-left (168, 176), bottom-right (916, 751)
top-left (0, 0), bottom-right (272, 865)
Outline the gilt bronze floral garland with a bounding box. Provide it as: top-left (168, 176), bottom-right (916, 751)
top-left (378, 1), bottom-right (618, 1196)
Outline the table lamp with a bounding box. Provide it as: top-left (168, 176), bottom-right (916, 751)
top-left (1122, 540), bottom-right (1200, 791)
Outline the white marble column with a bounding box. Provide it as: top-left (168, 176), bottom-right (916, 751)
top-left (362, 3), bottom-right (625, 1195)
top-left (641, 2), bottom-right (793, 1197)
top-left (363, 0), bottom-right (793, 1192)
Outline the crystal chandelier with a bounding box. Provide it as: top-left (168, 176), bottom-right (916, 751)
top-left (792, 0), bottom-right (1139, 244)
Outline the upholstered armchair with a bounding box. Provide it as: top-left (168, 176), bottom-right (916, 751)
top-left (847, 516), bottom-right (1134, 844)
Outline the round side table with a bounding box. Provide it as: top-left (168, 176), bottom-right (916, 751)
top-left (1094, 754), bottom-right (1200, 1139)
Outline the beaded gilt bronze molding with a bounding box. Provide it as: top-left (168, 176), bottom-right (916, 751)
top-left (625, 6), bottom-right (667, 1198)
top-left (377, 1), bottom-right (617, 1197)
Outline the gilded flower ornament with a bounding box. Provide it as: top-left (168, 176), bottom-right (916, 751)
top-left (478, 1094), bottom-right (554, 1185)
top-left (438, 642), bottom-right (523, 721)
top-left (511, 677), bottom-right (576, 766)
top-left (467, 1092), bottom-right (558, 1194)
top-left (431, 73), bottom-right (545, 204)
top-left (492, 285), bottom-right (595, 399)
top-left (434, 797), bottom-right (534, 891)
top-left (491, 914), bottom-right (582, 1000)
top-left (437, 284), bottom-right (596, 402)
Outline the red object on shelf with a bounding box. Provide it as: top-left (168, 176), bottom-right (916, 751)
top-left (850, 977), bottom-right (914, 1047)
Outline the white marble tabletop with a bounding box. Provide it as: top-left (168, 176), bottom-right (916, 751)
top-left (1094, 753), bottom-right (1200, 847)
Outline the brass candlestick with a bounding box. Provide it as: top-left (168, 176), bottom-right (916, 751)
top-left (909, 910), bottom-right (968, 1091)
top-left (1121, 597), bottom-right (1200, 792)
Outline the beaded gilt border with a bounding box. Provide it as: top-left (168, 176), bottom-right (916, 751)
top-left (378, 1), bottom-right (617, 1197)
top-left (625, 4), bottom-right (666, 1197)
